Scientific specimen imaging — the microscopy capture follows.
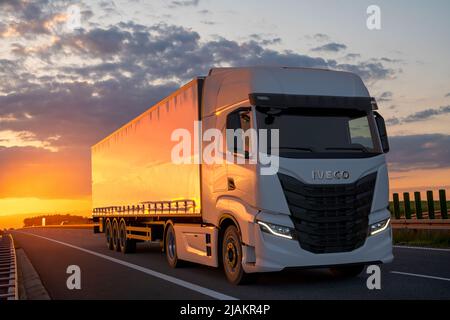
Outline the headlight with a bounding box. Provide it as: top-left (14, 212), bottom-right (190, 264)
top-left (369, 218), bottom-right (391, 236)
top-left (257, 221), bottom-right (295, 239)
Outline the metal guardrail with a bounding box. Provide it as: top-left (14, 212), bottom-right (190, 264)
top-left (391, 219), bottom-right (450, 230)
top-left (0, 233), bottom-right (18, 300)
top-left (392, 189), bottom-right (448, 220)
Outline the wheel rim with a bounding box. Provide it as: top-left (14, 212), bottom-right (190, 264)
top-left (224, 235), bottom-right (239, 273)
top-left (106, 222), bottom-right (111, 244)
top-left (119, 223), bottom-right (126, 248)
top-left (226, 241), bottom-right (238, 268)
top-left (112, 222), bottom-right (118, 247)
top-left (167, 229), bottom-right (175, 260)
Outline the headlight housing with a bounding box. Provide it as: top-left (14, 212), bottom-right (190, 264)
top-left (369, 218), bottom-right (391, 236)
top-left (257, 220), bottom-right (295, 239)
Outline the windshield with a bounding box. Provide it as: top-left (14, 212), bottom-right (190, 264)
top-left (255, 106), bottom-right (382, 158)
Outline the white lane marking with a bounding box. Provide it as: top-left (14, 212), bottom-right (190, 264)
top-left (394, 245), bottom-right (450, 253)
top-left (391, 271), bottom-right (450, 282)
top-left (14, 231), bottom-right (237, 300)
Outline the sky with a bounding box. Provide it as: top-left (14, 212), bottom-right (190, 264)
top-left (0, 0), bottom-right (449, 225)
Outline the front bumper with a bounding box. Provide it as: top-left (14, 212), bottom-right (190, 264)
top-left (242, 212), bottom-right (394, 273)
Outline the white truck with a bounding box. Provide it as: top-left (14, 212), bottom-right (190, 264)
top-left (92, 66), bottom-right (393, 284)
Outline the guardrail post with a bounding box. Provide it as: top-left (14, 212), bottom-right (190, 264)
top-left (403, 192), bottom-right (411, 219)
top-left (393, 193), bottom-right (401, 219)
top-left (414, 192), bottom-right (423, 219)
top-left (427, 190), bottom-right (435, 219)
top-left (439, 189), bottom-right (448, 219)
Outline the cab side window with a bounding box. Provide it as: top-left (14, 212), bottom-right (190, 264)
top-left (226, 109), bottom-right (252, 156)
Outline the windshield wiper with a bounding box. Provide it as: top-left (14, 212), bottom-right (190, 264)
top-left (325, 145), bottom-right (369, 153)
top-left (278, 146), bottom-right (318, 153)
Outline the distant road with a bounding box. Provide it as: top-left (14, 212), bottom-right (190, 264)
top-left (12, 228), bottom-right (450, 300)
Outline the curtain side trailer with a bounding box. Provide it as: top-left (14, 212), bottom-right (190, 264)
top-left (92, 67), bottom-right (393, 284)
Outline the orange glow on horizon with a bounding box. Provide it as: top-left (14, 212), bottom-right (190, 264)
top-left (0, 197), bottom-right (91, 217)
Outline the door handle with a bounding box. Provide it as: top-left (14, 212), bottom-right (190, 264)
top-left (227, 177), bottom-right (236, 191)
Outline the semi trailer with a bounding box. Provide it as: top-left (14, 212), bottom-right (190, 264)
top-left (92, 66), bottom-right (393, 284)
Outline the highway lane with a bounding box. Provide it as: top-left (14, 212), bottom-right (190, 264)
top-left (12, 228), bottom-right (450, 300)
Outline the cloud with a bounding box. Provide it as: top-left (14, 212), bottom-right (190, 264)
top-left (344, 53), bottom-right (361, 60)
top-left (0, 0), bottom-right (93, 40)
top-left (404, 106), bottom-right (450, 122)
top-left (387, 134), bottom-right (450, 171)
top-left (312, 33), bottom-right (329, 42)
top-left (0, 15), bottom-right (396, 189)
top-left (387, 105), bottom-right (450, 125)
top-left (337, 61), bottom-right (395, 83)
top-left (377, 91), bottom-right (393, 102)
top-left (311, 42), bottom-right (347, 53)
top-left (249, 34), bottom-right (282, 46)
top-left (0, 130), bottom-right (59, 152)
top-left (379, 57), bottom-right (402, 63)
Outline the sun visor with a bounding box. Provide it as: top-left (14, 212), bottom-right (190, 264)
top-left (249, 93), bottom-right (377, 111)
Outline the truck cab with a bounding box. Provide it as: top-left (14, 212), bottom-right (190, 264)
top-left (200, 67), bottom-right (393, 284)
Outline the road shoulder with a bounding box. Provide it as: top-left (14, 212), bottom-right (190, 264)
top-left (16, 248), bottom-right (51, 300)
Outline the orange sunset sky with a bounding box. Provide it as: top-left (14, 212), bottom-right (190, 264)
top-left (1, 0), bottom-right (449, 228)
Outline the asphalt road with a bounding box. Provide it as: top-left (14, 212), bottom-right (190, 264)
top-left (11, 228), bottom-right (450, 300)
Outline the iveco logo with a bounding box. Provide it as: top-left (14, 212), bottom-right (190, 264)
top-left (312, 170), bottom-right (350, 180)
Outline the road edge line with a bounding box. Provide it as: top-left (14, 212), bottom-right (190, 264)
top-left (393, 245), bottom-right (450, 252)
top-left (390, 271), bottom-right (450, 282)
top-left (13, 231), bottom-right (238, 300)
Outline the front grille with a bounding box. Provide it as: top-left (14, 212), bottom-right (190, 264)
top-left (278, 172), bottom-right (377, 254)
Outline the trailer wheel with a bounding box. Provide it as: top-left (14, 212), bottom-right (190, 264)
top-left (105, 219), bottom-right (113, 250)
top-left (119, 220), bottom-right (136, 254)
top-left (222, 225), bottom-right (256, 285)
top-left (165, 224), bottom-right (180, 268)
top-left (329, 264), bottom-right (365, 278)
top-left (112, 219), bottom-right (120, 252)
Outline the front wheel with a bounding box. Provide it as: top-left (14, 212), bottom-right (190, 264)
top-left (222, 225), bottom-right (256, 285)
top-left (329, 264), bottom-right (365, 278)
top-left (165, 224), bottom-right (181, 268)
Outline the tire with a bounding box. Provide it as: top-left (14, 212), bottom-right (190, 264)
top-left (330, 264), bottom-right (365, 278)
top-left (105, 219), bottom-right (113, 250)
top-left (119, 220), bottom-right (136, 254)
top-left (222, 225), bottom-right (256, 285)
top-left (165, 224), bottom-right (180, 268)
top-left (112, 219), bottom-right (120, 252)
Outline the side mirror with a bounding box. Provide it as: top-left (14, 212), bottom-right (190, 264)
top-left (374, 112), bottom-right (390, 153)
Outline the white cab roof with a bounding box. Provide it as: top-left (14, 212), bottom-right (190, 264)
top-left (202, 66), bottom-right (370, 116)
